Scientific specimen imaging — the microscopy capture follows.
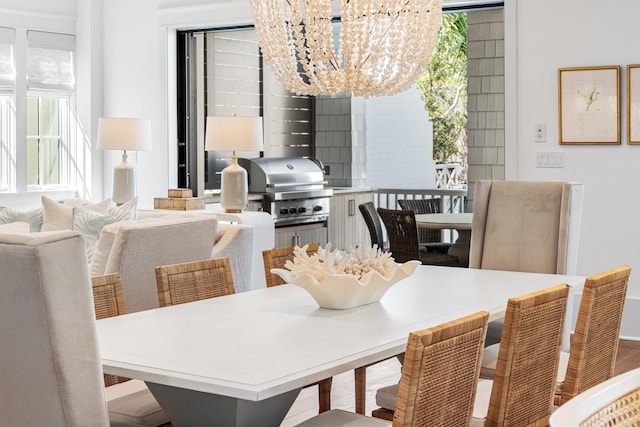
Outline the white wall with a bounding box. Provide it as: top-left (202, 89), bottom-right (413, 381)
top-left (365, 85), bottom-right (436, 189)
top-left (505, 0), bottom-right (640, 338)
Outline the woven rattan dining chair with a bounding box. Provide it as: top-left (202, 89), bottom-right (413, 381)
top-left (263, 242), bottom-right (321, 288)
top-left (262, 242), bottom-right (333, 413)
top-left (373, 284), bottom-right (569, 426)
top-left (397, 198), bottom-right (451, 254)
top-left (377, 207), bottom-right (459, 266)
top-left (478, 265), bottom-right (632, 407)
top-left (359, 202), bottom-right (386, 251)
top-left (91, 273), bottom-right (170, 426)
top-left (155, 257), bottom-right (235, 307)
top-left (296, 311), bottom-right (489, 427)
top-left (558, 265), bottom-right (631, 405)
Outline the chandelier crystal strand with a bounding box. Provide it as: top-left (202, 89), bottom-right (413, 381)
top-left (251, 0), bottom-right (442, 98)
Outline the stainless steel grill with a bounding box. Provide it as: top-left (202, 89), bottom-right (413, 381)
top-left (239, 157), bottom-right (333, 227)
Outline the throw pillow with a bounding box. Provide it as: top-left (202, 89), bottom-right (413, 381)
top-left (0, 206), bottom-right (43, 232)
top-left (0, 221), bottom-right (31, 234)
top-left (41, 195), bottom-right (111, 231)
top-left (73, 197), bottom-right (137, 262)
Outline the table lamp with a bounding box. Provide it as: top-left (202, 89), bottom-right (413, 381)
top-left (98, 117), bottom-right (152, 205)
top-left (205, 115), bottom-right (263, 213)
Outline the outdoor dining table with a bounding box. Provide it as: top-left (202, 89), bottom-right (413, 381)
top-left (97, 264), bottom-right (584, 427)
top-left (416, 212), bottom-right (473, 267)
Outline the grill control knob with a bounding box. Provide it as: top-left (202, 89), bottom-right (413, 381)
top-left (313, 205), bottom-right (323, 212)
top-left (289, 207), bottom-right (297, 214)
top-left (297, 207), bottom-right (307, 213)
top-left (280, 208), bottom-right (289, 215)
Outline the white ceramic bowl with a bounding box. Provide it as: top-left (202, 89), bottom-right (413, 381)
top-left (271, 260), bottom-right (421, 309)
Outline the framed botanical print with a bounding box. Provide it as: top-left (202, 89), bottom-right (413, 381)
top-left (558, 66), bottom-right (620, 144)
top-left (627, 64), bottom-right (640, 144)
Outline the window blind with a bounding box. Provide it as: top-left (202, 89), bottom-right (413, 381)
top-left (0, 27), bottom-right (15, 87)
top-left (27, 31), bottom-right (75, 91)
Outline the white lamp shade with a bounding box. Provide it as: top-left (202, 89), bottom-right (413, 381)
top-left (205, 116), bottom-right (264, 152)
top-left (97, 118), bottom-right (152, 151)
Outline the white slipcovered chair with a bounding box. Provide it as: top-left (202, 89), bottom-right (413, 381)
top-left (0, 231), bottom-right (112, 426)
top-left (469, 179), bottom-right (584, 346)
top-left (92, 216), bottom-right (219, 313)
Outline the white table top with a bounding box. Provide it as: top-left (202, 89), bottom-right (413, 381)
top-left (97, 265), bottom-right (584, 402)
top-left (415, 212), bottom-right (473, 230)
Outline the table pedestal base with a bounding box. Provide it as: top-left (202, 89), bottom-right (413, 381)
top-left (147, 382), bottom-right (300, 427)
top-left (448, 229), bottom-right (471, 267)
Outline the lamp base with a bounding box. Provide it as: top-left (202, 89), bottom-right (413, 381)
top-left (220, 154), bottom-right (248, 213)
top-left (113, 151), bottom-right (136, 205)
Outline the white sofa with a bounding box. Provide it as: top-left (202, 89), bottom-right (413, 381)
top-left (1, 199), bottom-right (256, 311)
top-left (89, 213), bottom-right (254, 313)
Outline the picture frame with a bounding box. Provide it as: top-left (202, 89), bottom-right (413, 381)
top-left (627, 64), bottom-right (640, 144)
top-left (558, 66), bottom-right (620, 145)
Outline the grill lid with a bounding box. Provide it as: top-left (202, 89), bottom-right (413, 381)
top-left (239, 157), bottom-right (328, 194)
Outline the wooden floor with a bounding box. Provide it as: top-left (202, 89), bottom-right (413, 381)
top-left (280, 339), bottom-right (640, 426)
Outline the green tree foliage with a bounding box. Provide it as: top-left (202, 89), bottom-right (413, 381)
top-left (418, 13), bottom-right (468, 164)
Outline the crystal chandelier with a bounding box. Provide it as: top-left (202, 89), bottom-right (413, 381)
top-left (250, 0), bottom-right (443, 98)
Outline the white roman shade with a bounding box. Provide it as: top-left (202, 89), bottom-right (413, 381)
top-left (0, 27), bottom-right (16, 87)
top-left (27, 30), bottom-right (75, 91)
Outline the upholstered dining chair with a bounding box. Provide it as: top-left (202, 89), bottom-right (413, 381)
top-left (262, 242), bottom-right (333, 413)
top-left (469, 179), bottom-right (584, 346)
top-left (92, 273), bottom-right (170, 427)
top-left (296, 311), bottom-right (489, 427)
top-left (377, 207), bottom-right (459, 266)
top-left (262, 242), bottom-right (321, 288)
top-left (397, 198), bottom-right (451, 253)
top-left (0, 231), bottom-right (110, 426)
top-left (372, 284), bottom-right (569, 426)
top-left (155, 256), bottom-right (235, 307)
top-left (359, 202), bottom-right (386, 251)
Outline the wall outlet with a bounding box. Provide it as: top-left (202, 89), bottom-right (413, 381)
top-left (536, 151), bottom-right (564, 168)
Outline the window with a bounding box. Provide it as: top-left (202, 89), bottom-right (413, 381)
top-left (26, 95), bottom-right (70, 186)
top-left (25, 31), bottom-right (75, 189)
top-left (0, 27), bottom-right (15, 192)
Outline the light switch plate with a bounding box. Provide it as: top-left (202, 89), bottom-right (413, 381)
top-left (536, 151), bottom-right (564, 168)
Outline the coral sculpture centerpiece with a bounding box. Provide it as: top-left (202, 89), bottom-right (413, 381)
top-left (271, 244), bottom-right (420, 309)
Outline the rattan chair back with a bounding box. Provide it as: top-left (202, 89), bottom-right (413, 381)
top-left (559, 265), bottom-right (631, 405)
top-left (91, 273), bottom-right (129, 387)
top-left (487, 284), bottom-right (569, 426)
top-left (359, 202), bottom-right (386, 250)
top-left (377, 207), bottom-right (458, 266)
top-left (155, 257), bottom-right (235, 307)
top-left (397, 198), bottom-right (443, 246)
top-left (393, 311), bottom-right (489, 427)
top-left (376, 207), bottom-right (420, 263)
top-left (262, 243), bottom-right (321, 288)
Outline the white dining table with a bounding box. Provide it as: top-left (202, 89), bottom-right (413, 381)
top-left (97, 265), bottom-right (584, 427)
top-left (416, 212), bottom-right (473, 267)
